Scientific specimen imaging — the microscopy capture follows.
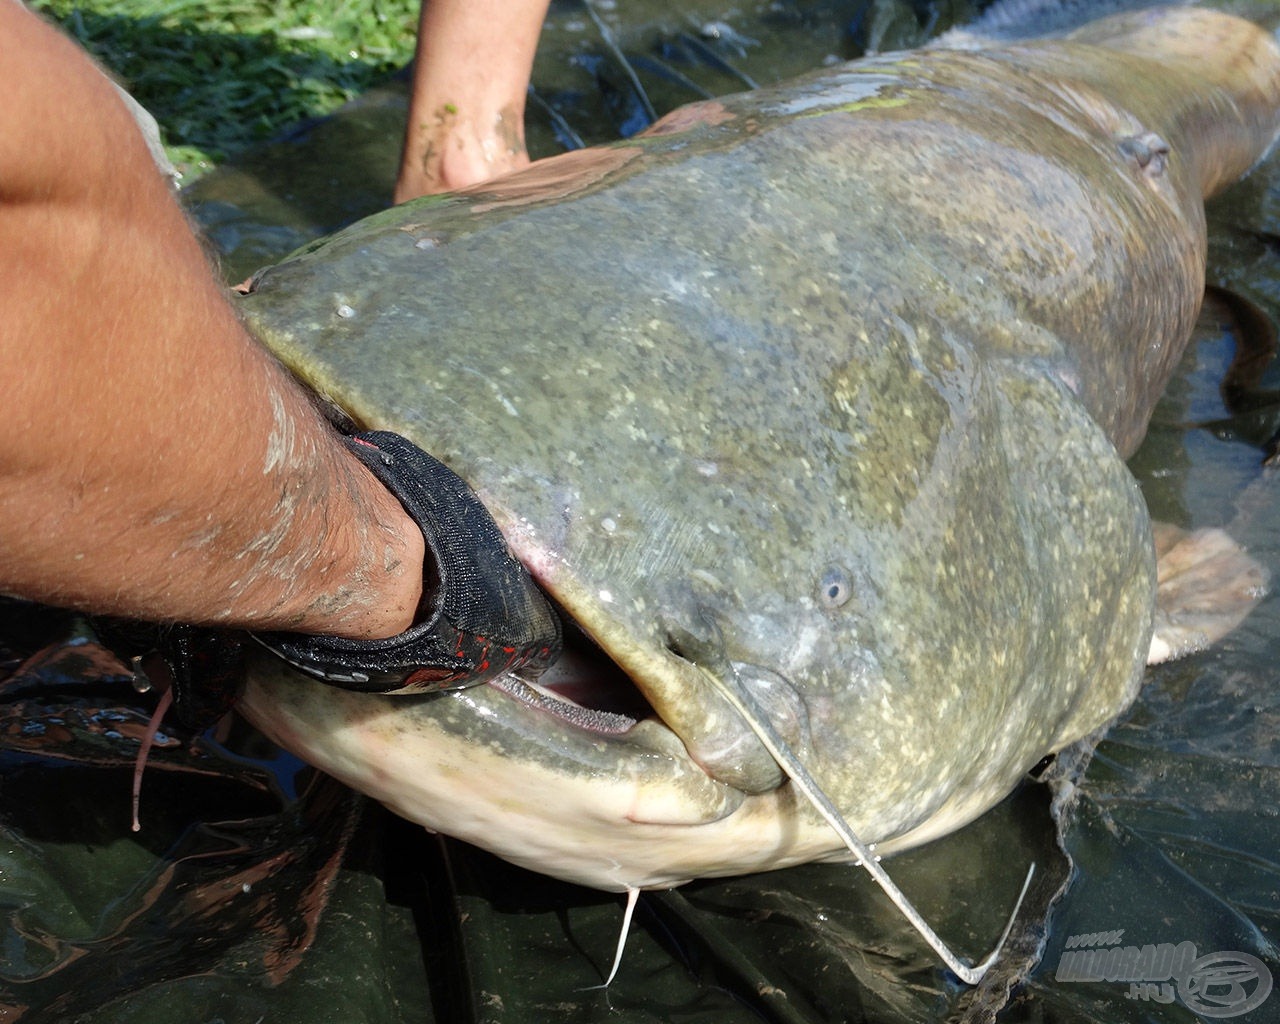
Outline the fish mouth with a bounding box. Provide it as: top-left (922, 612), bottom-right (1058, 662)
top-left (490, 514), bottom-right (796, 795)
top-left (484, 611), bottom-right (792, 797)
top-left (236, 603), bottom-right (811, 887)
top-left (489, 619), bottom-right (653, 737)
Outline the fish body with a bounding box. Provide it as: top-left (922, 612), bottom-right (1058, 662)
top-left (237, 8), bottom-right (1280, 890)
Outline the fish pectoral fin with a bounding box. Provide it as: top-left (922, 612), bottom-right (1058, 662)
top-left (1148, 523), bottom-right (1268, 664)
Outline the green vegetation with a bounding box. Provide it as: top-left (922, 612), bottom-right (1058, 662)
top-left (32, 0), bottom-right (421, 179)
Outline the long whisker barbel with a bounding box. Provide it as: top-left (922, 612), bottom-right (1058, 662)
top-left (716, 661), bottom-right (1035, 986)
top-left (582, 0), bottom-right (658, 125)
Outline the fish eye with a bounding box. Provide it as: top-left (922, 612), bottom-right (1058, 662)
top-left (818, 565), bottom-right (853, 608)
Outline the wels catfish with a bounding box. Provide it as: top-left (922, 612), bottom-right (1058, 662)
top-left (236, 7), bottom-right (1278, 900)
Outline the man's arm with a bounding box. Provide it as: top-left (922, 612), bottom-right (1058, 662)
top-left (0, 4), bottom-right (424, 640)
top-left (394, 0), bottom-right (551, 202)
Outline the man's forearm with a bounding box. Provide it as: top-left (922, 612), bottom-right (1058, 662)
top-left (0, 5), bottom-right (424, 639)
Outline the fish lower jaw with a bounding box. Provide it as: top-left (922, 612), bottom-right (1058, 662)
top-left (238, 669), bottom-right (852, 891)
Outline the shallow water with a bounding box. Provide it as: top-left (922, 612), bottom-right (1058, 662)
top-left (5, 1), bottom-right (1280, 1020)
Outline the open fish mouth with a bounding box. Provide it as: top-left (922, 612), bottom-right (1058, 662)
top-left (480, 558), bottom-right (804, 796)
top-left (489, 621), bottom-right (653, 738)
top-left (236, 568), bottom-right (833, 893)
top-left (482, 612), bottom-right (789, 801)
top-left (491, 673), bottom-right (641, 736)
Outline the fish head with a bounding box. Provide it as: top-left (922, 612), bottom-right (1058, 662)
top-left (241, 339), bottom-right (1152, 894)
top-left (482, 338), bottom-right (1150, 846)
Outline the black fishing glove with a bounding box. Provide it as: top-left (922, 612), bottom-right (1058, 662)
top-left (253, 430), bottom-right (562, 693)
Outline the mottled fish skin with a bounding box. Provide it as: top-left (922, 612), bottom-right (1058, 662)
top-left (238, 9), bottom-right (1280, 890)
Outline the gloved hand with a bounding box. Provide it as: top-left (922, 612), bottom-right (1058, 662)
top-left (253, 430), bottom-right (562, 693)
top-left (98, 431), bottom-right (561, 727)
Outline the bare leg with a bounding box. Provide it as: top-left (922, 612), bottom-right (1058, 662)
top-left (394, 0), bottom-right (551, 202)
